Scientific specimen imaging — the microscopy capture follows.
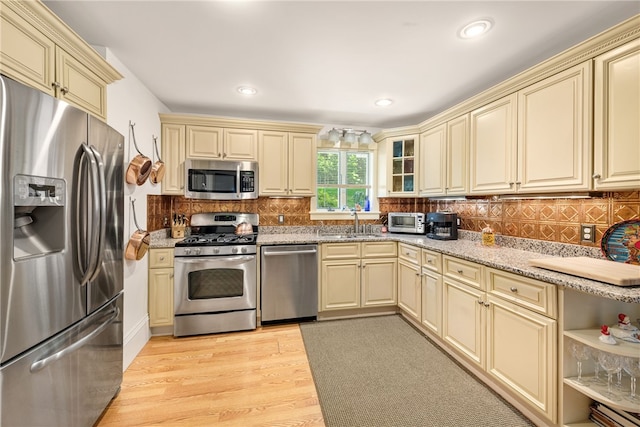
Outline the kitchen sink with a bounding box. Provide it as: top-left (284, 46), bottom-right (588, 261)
top-left (318, 233), bottom-right (382, 239)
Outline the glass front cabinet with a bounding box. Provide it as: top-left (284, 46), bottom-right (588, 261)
top-left (379, 133), bottom-right (419, 196)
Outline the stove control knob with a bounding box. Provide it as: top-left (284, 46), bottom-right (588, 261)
top-left (184, 248), bottom-right (191, 255)
top-left (241, 247), bottom-right (247, 254)
top-left (232, 247), bottom-right (239, 254)
top-left (194, 248), bottom-right (201, 255)
top-left (212, 248), bottom-right (220, 254)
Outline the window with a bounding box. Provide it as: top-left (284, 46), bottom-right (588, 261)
top-left (316, 149), bottom-right (372, 211)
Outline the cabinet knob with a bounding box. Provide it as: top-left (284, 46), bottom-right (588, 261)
top-left (52, 81), bottom-right (61, 89)
top-left (510, 286), bottom-right (518, 293)
top-left (477, 299), bottom-right (484, 305)
top-left (515, 181), bottom-right (522, 185)
top-left (508, 182), bottom-right (514, 187)
top-left (592, 173), bottom-right (601, 179)
top-left (159, 256), bottom-right (165, 261)
top-left (427, 260), bottom-right (433, 264)
top-left (457, 269), bottom-right (464, 274)
top-left (483, 302), bottom-right (490, 307)
top-left (170, 273), bottom-right (174, 279)
top-left (61, 87), bottom-right (69, 95)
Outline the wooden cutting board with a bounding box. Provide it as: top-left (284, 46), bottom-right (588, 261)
top-left (528, 256), bottom-right (640, 286)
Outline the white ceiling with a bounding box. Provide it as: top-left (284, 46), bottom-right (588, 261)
top-left (44, 1), bottom-right (640, 129)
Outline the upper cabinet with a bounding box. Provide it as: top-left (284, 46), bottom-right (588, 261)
top-left (516, 61), bottom-right (592, 193)
top-left (259, 131), bottom-right (317, 196)
top-left (470, 62), bottom-right (591, 195)
top-left (186, 126), bottom-right (257, 161)
top-left (0, 1), bottom-right (122, 119)
top-left (160, 114), bottom-right (322, 196)
top-left (593, 38), bottom-right (640, 191)
top-left (420, 114), bottom-right (469, 197)
top-left (378, 134), bottom-right (419, 196)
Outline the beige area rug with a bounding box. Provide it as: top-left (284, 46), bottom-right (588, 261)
top-left (300, 315), bottom-right (536, 427)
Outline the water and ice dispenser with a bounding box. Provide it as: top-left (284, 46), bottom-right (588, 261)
top-left (13, 174), bottom-right (65, 259)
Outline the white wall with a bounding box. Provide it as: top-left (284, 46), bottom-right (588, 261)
top-left (97, 47), bottom-right (170, 369)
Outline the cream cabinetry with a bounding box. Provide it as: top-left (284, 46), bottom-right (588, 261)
top-left (419, 115), bottom-right (469, 196)
top-left (420, 249), bottom-right (443, 336)
top-left (0, 1), bottom-right (121, 119)
top-left (161, 123), bottom-right (186, 195)
top-left (383, 135), bottom-right (418, 196)
top-left (593, 39), bottom-right (640, 191)
top-left (186, 125), bottom-right (257, 160)
top-left (442, 257), bottom-right (558, 423)
top-left (470, 62), bottom-right (592, 195)
top-left (259, 131), bottom-right (317, 196)
top-left (320, 242), bottom-right (397, 311)
top-left (397, 243), bottom-right (421, 320)
top-left (517, 62), bottom-right (592, 193)
top-left (148, 248), bottom-right (174, 327)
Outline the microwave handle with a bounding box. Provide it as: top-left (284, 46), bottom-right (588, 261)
top-left (236, 164), bottom-right (241, 199)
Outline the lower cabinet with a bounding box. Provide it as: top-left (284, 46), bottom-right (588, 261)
top-left (442, 255), bottom-right (558, 424)
top-left (148, 248), bottom-right (174, 327)
top-left (320, 242), bottom-right (397, 311)
top-left (397, 243), bottom-right (421, 320)
top-left (421, 249), bottom-right (443, 337)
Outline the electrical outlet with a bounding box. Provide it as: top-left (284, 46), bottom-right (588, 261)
top-left (278, 214), bottom-right (284, 224)
top-left (580, 224), bottom-right (596, 243)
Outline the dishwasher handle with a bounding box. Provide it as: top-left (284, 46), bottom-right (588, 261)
top-left (262, 248), bottom-right (318, 256)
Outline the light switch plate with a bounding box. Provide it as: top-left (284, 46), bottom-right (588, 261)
top-left (580, 224), bottom-right (596, 243)
top-left (278, 214), bottom-right (284, 224)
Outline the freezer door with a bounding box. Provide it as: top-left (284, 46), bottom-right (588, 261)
top-left (86, 116), bottom-right (124, 314)
top-left (0, 293), bottom-right (123, 427)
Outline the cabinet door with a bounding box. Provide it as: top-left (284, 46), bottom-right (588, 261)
top-left (288, 133), bottom-right (316, 196)
top-left (421, 270), bottom-right (443, 337)
top-left (321, 259), bottom-right (360, 310)
top-left (517, 62), bottom-right (592, 192)
top-left (0, 4), bottom-right (55, 96)
top-left (148, 268), bottom-right (174, 327)
top-left (224, 129), bottom-right (258, 160)
top-left (161, 124), bottom-right (186, 195)
top-left (397, 259), bottom-right (421, 320)
top-left (487, 295), bottom-right (557, 423)
top-left (389, 135), bottom-right (418, 195)
top-left (56, 47), bottom-right (107, 119)
top-left (443, 278), bottom-right (485, 367)
top-left (446, 114), bottom-right (469, 195)
top-left (187, 125), bottom-right (223, 159)
top-left (470, 94), bottom-right (518, 194)
top-left (258, 130), bottom-right (288, 195)
top-left (361, 258), bottom-right (397, 307)
top-left (419, 124), bottom-right (447, 196)
top-left (593, 39), bottom-right (640, 190)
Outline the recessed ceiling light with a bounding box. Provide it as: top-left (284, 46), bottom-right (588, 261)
top-left (237, 86), bottom-right (257, 95)
top-left (459, 19), bottom-right (493, 39)
top-left (375, 98), bottom-right (393, 107)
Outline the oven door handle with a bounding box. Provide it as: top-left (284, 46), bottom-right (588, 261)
top-left (174, 255), bottom-right (255, 264)
top-left (262, 249), bottom-right (318, 256)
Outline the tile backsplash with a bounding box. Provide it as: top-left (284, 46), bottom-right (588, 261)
top-left (147, 191), bottom-right (639, 247)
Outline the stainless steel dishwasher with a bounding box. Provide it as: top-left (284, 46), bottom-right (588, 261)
top-left (260, 244), bottom-right (318, 324)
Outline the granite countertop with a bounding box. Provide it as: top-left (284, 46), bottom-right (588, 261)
top-left (150, 229), bottom-right (640, 304)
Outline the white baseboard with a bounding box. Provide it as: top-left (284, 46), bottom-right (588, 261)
top-left (123, 315), bottom-right (150, 371)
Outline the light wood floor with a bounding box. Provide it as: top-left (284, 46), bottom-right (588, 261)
top-left (97, 324), bottom-right (325, 427)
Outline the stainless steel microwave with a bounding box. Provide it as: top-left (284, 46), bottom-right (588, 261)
top-left (387, 212), bottom-right (426, 234)
top-left (185, 159), bottom-right (258, 200)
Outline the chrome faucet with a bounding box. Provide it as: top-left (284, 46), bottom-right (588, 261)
top-left (351, 209), bottom-right (359, 234)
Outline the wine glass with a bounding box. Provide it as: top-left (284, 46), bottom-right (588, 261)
top-left (622, 357), bottom-right (640, 403)
top-left (598, 351), bottom-right (622, 401)
top-left (586, 346), bottom-right (604, 384)
top-left (568, 340), bottom-right (590, 385)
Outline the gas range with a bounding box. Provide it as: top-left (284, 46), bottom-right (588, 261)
top-left (174, 212), bottom-right (258, 257)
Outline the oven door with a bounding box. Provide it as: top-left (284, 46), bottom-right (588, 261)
top-left (174, 254), bottom-right (256, 315)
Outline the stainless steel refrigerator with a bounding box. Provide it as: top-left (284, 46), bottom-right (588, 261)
top-left (0, 75), bottom-right (124, 426)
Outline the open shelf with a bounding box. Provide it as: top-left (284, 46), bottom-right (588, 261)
top-left (565, 329), bottom-right (640, 358)
top-left (564, 377), bottom-right (640, 413)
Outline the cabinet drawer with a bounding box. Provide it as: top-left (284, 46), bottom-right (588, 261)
top-left (149, 248), bottom-right (174, 268)
top-left (487, 268), bottom-right (557, 318)
top-left (322, 243), bottom-right (360, 260)
top-left (362, 241), bottom-right (397, 258)
top-left (422, 249), bottom-right (442, 273)
top-left (398, 243), bottom-right (420, 264)
top-left (443, 255), bottom-right (484, 290)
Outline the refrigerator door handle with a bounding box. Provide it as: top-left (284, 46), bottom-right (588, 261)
top-left (87, 145), bottom-right (107, 282)
top-left (73, 144), bottom-right (100, 284)
top-left (29, 307), bottom-right (119, 373)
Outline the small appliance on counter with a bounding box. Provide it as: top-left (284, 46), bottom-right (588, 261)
top-left (426, 212), bottom-right (458, 240)
top-left (387, 212), bottom-right (426, 234)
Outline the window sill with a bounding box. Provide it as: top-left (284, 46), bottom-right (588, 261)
top-left (310, 211), bottom-right (381, 221)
